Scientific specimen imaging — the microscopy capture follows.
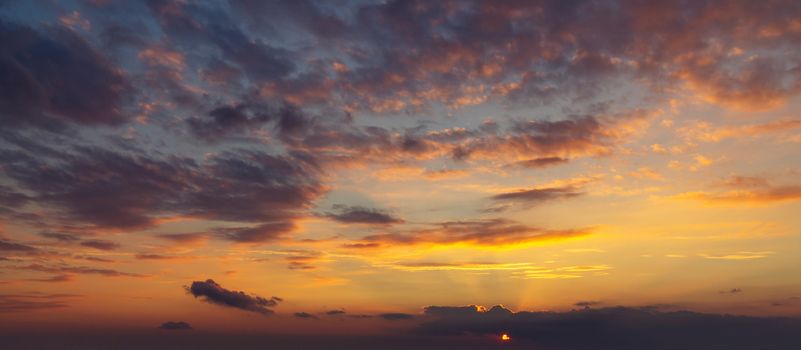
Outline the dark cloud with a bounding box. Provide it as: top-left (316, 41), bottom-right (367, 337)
top-left (186, 279), bottom-right (281, 315)
top-left (380, 313), bottom-right (415, 321)
top-left (0, 239), bottom-right (38, 252)
top-left (417, 305), bottom-right (801, 349)
top-left (294, 312), bottom-right (318, 319)
top-left (0, 185), bottom-right (29, 208)
top-left (79, 240), bottom-right (120, 251)
top-left (158, 321), bottom-right (192, 330)
top-left (325, 309), bottom-right (346, 316)
top-left (1, 145), bottom-right (324, 240)
top-left (39, 232), bottom-right (81, 242)
top-left (186, 104), bottom-right (272, 142)
top-left (0, 20), bottom-right (131, 129)
top-left (324, 205), bottom-right (404, 225)
top-left (216, 223), bottom-right (296, 244)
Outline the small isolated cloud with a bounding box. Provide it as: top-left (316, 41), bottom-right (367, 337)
top-left (325, 309), bottom-right (346, 316)
top-left (135, 254), bottom-right (185, 260)
top-left (720, 288), bottom-right (743, 294)
top-left (159, 321), bottom-right (192, 330)
top-left (294, 312), bottom-right (318, 319)
top-left (341, 242), bottom-right (381, 249)
top-left (508, 157), bottom-right (569, 169)
top-left (574, 301), bottom-right (602, 308)
top-left (491, 185), bottom-right (584, 204)
top-left (324, 205), bottom-right (404, 225)
top-left (79, 240), bottom-right (120, 251)
top-left (186, 279), bottom-right (281, 315)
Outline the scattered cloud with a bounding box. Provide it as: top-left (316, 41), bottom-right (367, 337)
top-left (0, 293), bottom-right (79, 313)
top-left (186, 279), bottom-right (281, 315)
top-left (324, 205), bottom-right (404, 225)
top-left (79, 240), bottom-right (120, 251)
top-left (356, 219), bottom-right (591, 247)
top-left (294, 312), bottom-right (318, 319)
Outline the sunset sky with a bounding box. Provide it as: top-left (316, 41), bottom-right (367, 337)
top-left (1, 1), bottom-right (801, 349)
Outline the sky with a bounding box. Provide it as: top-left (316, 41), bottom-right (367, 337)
top-left (1, 0), bottom-right (801, 349)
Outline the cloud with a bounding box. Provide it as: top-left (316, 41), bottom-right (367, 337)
top-left (491, 186), bottom-right (584, 204)
top-left (720, 288), bottom-right (743, 294)
top-left (1, 145), bottom-right (324, 239)
top-left (683, 186), bottom-right (801, 204)
top-left (216, 223), bottom-right (296, 243)
top-left (574, 301), bottom-right (602, 308)
top-left (341, 243), bottom-right (382, 249)
top-left (186, 279), bottom-right (281, 315)
top-left (508, 157), bottom-right (569, 169)
top-left (155, 233), bottom-right (209, 245)
top-left (294, 312), bottom-right (318, 319)
top-left (135, 254), bottom-right (185, 260)
top-left (14, 263), bottom-right (145, 277)
top-left (417, 304), bottom-right (801, 349)
top-left (25, 274), bottom-right (74, 283)
top-left (39, 232), bottom-right (81, 242)
top-left (0, 239), bottom-right (38, 252)
top-left (356, 219), bottom-right (590, 247)
top-left (186, 104), bottom-right (273, 142)
top-left (79, 240), bottom-right (120, 251)
top-left (679, 119), bottom-right (801, 143)
top-left (700, 251), bottom-right (774, 260)
top-left (380, 313), bottom-right (415, 321)
top-left (285, 254), bottom-right (321, 270)
top-left (677, 176), bottom-right (801, 205)
top-left (325, 309), bottom-right (346, 316)
top-left (0, 293), bottom-right (79, 313)
top-left (0, 185), bottom-right (29, 208)
top-left (324, 205), bottom-right (404, 225)
top-left (0, 20), bottom-right (131, 129)
top-left (158, 321), bottom-right (192, 330)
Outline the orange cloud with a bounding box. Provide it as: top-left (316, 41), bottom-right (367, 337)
top-left (353, 219), bottom-right (591, 248)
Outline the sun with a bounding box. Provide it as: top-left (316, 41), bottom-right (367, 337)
top-left (501, 333), bottom-right (511, 341)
